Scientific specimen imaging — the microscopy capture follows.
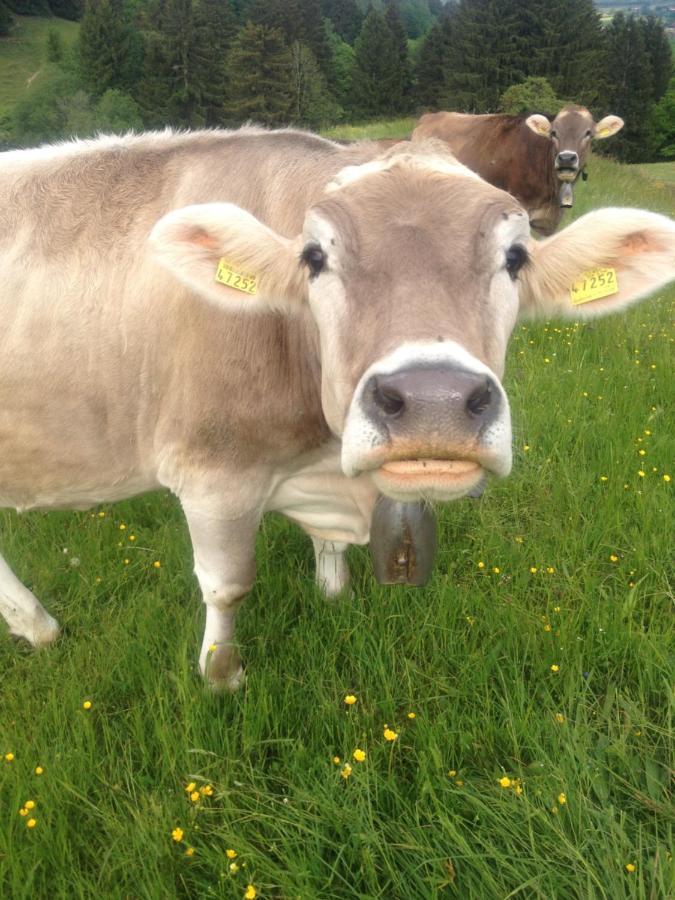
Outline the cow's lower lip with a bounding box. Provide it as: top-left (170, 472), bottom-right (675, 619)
top-left (556, 168), bottom-right (577, 182)
top-left (373, 459), bottom-right (484, 501)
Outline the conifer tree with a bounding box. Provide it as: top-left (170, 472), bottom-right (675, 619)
top-left (385, 0), bottom-right (412, 111)
top-left (350, 7), bottom-right (400, 117)
top-left (223, 22), bottom-right (293, 126)
top-left (0, 2), bottom-right (14, 36)
top-left (79, 0), bottom-right (138, 96)
top-left (642, 15), bottom-right (672, 103)
top-left (414, 14), bottom-right (452, 108)
top-left (323, 0), bottom-right (362, 44)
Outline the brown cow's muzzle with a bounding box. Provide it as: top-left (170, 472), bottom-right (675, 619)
top-left (555, 151), bottom-right (579, 182)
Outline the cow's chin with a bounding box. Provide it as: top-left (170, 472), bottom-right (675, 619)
top-left (372, 459), bottom-right (485, 502)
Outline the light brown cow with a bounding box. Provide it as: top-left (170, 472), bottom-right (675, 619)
top-left (0, 127), bottom-right (672, 688)
top-left (413, 106), bottom-right (624, 234)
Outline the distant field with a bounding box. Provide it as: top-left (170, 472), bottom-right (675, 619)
top-left (0, 15), bottom-right (79, 119)
top-left (631, 161), bottom-right (675, 186)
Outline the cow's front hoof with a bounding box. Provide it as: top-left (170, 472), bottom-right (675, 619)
top-left (12, 609), bottom-right (60, 647)
top-left (203, 643), bottom-right (244, 692)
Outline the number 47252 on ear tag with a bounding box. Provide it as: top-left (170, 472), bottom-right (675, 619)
top-left (570, 267), bottom-right (619, 305)
top-left (215, 259), bottom-right (258, 295)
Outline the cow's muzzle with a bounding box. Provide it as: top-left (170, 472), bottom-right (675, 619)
top-left (555, 150), bottom-right (579, 182)
top-left (341, 351), bottom-right (513, 502)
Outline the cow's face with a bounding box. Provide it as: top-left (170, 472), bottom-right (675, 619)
top-left (301, 147), bottom-right (529, 500)
top-left (526, 106), bottom-right (624, 182)
top-left (151, 143), bottom-right (675, 504)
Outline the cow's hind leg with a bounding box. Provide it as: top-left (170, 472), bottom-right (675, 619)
top-left (0, 551), bottom-right (60, 646)
top-left (311, 538), bottom-right (350, 598)
top-left (181, 497), bottom-right (259, 691)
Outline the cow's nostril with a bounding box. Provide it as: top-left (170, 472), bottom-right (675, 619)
top-left (373, 382), bottom-right (405, 417)
top-left (466, 381), bottom-right (493, 417)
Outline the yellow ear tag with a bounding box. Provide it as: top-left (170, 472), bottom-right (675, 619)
top-left (570, 267), bottom-right (619, 305)
top-left (215, 259), bottom-right (258, 295)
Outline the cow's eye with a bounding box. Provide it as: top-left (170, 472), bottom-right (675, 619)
top-left (550, 129), bottom-right (558, 139)
top-left (585, 129), bottom-right (592, 137)
top-left (505, 244), bottom-right (529, 280)
top-left (301, 243), bottom-right (326, 278)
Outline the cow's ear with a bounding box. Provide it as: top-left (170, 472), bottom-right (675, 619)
top-left (149, 203), bottom-right (307, 312)
top-left (525, 114), bottom-right (551, 138)
top-left (519, 208), bottom-right (675, 320)
top-left (594, 115), bottom-right (624, 139)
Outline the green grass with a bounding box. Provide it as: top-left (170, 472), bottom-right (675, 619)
top-left (0, 15), bottom-right (79, 119)
top-left (630, 162), bottom-right (675, 188)
top-left (0, 144), bottom-right (673, 899)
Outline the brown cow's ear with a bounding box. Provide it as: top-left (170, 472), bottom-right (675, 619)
top-left (149, 203), bottom-right (307, 313)
top-left (525, 114), bottom-right (551, 138)
top-left (593, 115), bottom-right (624, 139)
top-left (519, 208), bottom-right (675, 321)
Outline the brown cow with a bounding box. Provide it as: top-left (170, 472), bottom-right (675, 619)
top-left (0, 127), bottom-right (672, 689)
top-left (412, 106), bottom-right (624, 234)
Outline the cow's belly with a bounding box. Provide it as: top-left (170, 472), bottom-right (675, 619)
top-left (265, 443), bottom-right (377, 544)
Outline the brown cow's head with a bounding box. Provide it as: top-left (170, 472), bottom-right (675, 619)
top-left (151, 140), bottom-right (674, 504)
top-left (525, 105), bottom-right (624, 183)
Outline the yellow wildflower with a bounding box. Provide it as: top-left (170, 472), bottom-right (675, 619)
top-left (185, 782), bottom-right (196, 793)
top-left (24, 800), bottom-right (35, 810)
top-left (171, 828), bottom-right (184, 842)
top-left (26, 819), bottom-right (37, 829)
top-left (558, 792), bottom-right (567, 805)
top-left (340, 764), bottom-right (352, 779)
top-left (492, 566), bottom-right (500, 574)
top-left (244, 886), bottom-right (257, 900)
top-left (353, 748), bottom-right (366, 762)
top-left (119, 523), bottom-right (126, 530)
top-left (529, 566), bottom-right (538, 574)
top-left (498, 776), bottom-right (512, 788)
top-left (200, 784), bottom-right (214, 797)
top-left (332, 756), bottom-right (341, 765)
top-left (226, 849), bottom-right (238, 859)
top-left (638, 470), bottom-right (646, 477)
top-left (407, 712), bottom-right (416, 719)
top-left (550, 664), bottom-right (560, 673)
top-left (4, 752), bottom-right (14, 762)
top-left (544, 624), bottom-right (552, 632)
top-left (553, 606), bottom-right (561, 613)
top-left (554, 713), bottom-right (565, 724)
top-left (383, 728), bottom-right (398, 742)
top-left (625, 863), bottom-right (636, 873)
top-left (447, 770), bottom-right (457, 777)
top-left (19, 808), bottom-right (28, 817)
top-left (184, 847), bottom-right (195, 857)
top-left (477, 561), bottom-right (485, 569)
top-left (190, 791), bottom-right (200, 803)
top-left (664, 474), bottom-right (671, 482)
top-left (82, 700), bottom-right (92, 710)
top-left (609, 554), bottom-right (618, 562)
top-left (343, 694), bottom-right (357, 705)
top-left (546, 567), bottom-right (555, 574)
top-left (229, 862), bottom-right (240, 874)
top-left (35, 766), bottom-right (44, 775)
top-left (153, 560), bottom-right (161, 568)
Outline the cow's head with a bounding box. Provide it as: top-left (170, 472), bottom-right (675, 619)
top-left (525, 105), bottom-right (624, 183)
top-left (151, 141), bottom-right (674, 503)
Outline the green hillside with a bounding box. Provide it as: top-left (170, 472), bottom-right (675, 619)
top-left (0, 15), bottom-right (79, 120)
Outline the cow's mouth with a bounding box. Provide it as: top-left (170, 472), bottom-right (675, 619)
top-left (372, 458), bottom-right (485, 501)
top-left (555, 166), bottom-right (578, 182)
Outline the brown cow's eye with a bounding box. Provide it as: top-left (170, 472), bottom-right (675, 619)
top-left (585, 129), bottom-right (592, 137)
top-left (301, 243), bottom-right (327, 278)
top-left (550, 129), bottom-right (558, 139)
top-left (505, 245), bottom-right (529, 280)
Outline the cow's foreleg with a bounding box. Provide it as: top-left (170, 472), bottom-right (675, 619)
top-left (181, 500), bottom-right (258, 691)
top-left (311, 537), bottom-right (350, 598)
top-left (0, 552), bottom-right (60, 646)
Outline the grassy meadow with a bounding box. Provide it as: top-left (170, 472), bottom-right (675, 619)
top-left (0, 128), bottom-right (673, 899)
top-left (0, 15), bottom-right (80, 121)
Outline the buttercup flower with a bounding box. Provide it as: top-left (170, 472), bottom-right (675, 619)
top-left (625, 863), bottom-right (636, 873)
top-left (35, 766), bottom-right (43, 775)
top-left (383, 728), bottom-right (398, 742)
top-left (82, 700), bottom-right (92, 710)
top-left (230, 862), bottom-right (240, 874)
top-left (554, 713), bottom-right (565, 723)
top-left (340, 764), bottom-right (352, 779)
top-left (226, 849), bottom-right (238, 859)
top-left (244, 886), bottom-right (257, 899)
top-left (332, 756), bottom-right (341, 765)
top-left (558, 792), bottom-right (567, 805)
top-left (353, 749), bottom-right (366, 762)
top-left (19, 808), bottom-right (28, 817)
top-left (27, 819), bottom-right (37, 829)
top-left (153, 560), bottom-right (161, 568)
top-left (190, 791), bottom-right (200, 803)
top-left (407, 712), bottom-right (416, 719)
top-left (185, 782), bottom-right (196, 793)
top-left (550, 664), bottom-right (560, 673)
top-left (4, 752), bottom-right (14, 762)
top-left (171, 828), bottom-right (184, 842)
top-left (184, 847), bottom-right (195, 857)
top-left (498, 776), bottom-right (512, 788)
top-left (344, 695), bottom-right (357, 706)
top-left (24, 800), bottom-right (35, 810)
